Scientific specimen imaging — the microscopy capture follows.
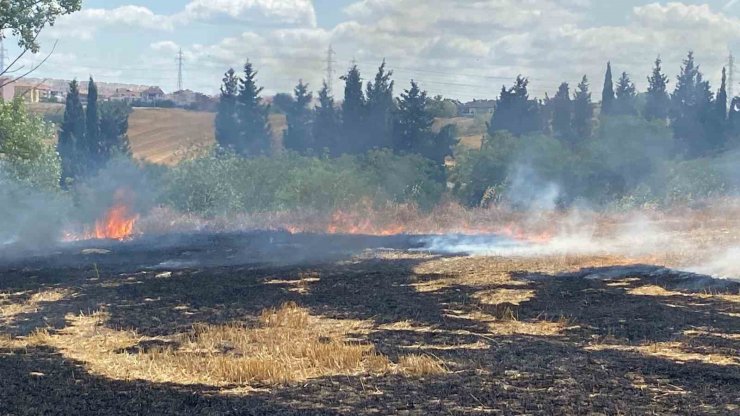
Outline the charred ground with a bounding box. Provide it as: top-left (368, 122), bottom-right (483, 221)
top-left (0, 232), bottom-right (738, 415)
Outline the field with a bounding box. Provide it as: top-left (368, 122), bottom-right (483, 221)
top-left (28, 104), bottom-right (288, 165)
top-left (0, 227), bottom-right (738, 415)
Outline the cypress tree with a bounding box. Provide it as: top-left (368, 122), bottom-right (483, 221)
top-left (236, 61), bottom-right (271, 156)
top-left (85, 77), bottom-right (100, 168)
top-left (57, 79), bottom-right (86, 186)
top-left (716, 67), bottom-right (728, 120)
top-left (215, 68), bottom-right (240, 152)
top-left (283, 80), bottom-right (314, 153)
top-left (614, 72), bottom-right (637, 116)
top-left (645, 57), bottom-right (670, 122)
top-left (394, 80), bottom-right (433, 154)
top-left (365, 60), bottom-right (395, 150)
top-left (313, 82), bottom-right (340, 156)
top-left (572, 75), bottom-right (593, 143)
top-left (340, 65), bottom-right (365, 154)
top-left (601, 62), bottom-right (615, 115)
top-left (551, 82), bottom-right (573, 141)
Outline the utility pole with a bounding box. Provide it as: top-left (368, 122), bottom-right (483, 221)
top-left (176, 48), bottom-right (184, 91)
top-left (325, 44), bottom-right (336, 95)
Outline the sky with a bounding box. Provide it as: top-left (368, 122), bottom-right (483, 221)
top-left (3, 0), bottom-right (740, 100)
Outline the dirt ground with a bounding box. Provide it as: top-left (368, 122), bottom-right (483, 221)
top-left (0, 232), bottom-right (738, 415)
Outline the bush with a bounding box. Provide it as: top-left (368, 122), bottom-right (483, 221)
top-left (160, 149), bottom-right (444, 216)
top-left (0, 99), bottom-right (61, 190)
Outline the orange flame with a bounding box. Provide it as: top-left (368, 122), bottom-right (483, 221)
top-left (93, 203), bottom-right (138, 240)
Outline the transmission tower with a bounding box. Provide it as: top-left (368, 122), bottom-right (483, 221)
top-left (0, 36), bottom-right (7, 74)
top-left (325, 44), bottom-right (336, 94)
top-left (728, 52), bottom-right (735, 104)
top-left (176, 48), bottom-right (184, 91)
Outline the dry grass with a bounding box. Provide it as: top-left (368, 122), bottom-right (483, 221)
top-left (629, 285), bottom-right (740, 304)
top-left (0, 288), bottom-right (71, 323)
top-left (586, 342), bottom-right (739, 366)
top-left (19, 303), bottom-right (445, 387)
top-left (398, 354), bottom-right (447, 376)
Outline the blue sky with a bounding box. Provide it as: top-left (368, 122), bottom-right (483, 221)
top-left (3, 1), bottom-right (740, 100)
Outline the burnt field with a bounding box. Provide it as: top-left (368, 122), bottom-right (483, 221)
top-left (0, 231), bottom-right (738, 415)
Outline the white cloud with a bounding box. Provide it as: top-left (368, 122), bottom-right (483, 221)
top-left (181, 0), bottom-right (317, 27)
top-left (47, 5), bottom-right (174, 40)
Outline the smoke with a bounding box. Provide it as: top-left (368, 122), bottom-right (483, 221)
top-left (505, 164), bottom-right (561, 211)
top-left (688, 246), bottom-right (740, 280)
top-left (0, 169), bottom-right (72, 250)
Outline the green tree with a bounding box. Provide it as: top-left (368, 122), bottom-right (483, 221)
top-left (365, 60), bottom-right (396, 150)
top-left (57, 79), bottom-right (85, 185)
top-left (340, 65), bottom-right (365, 154)
top-left (0, 99), bottom-right (61, 190)
top-left (716, 67), bottom-right (728, 123)
top-left (551, 82), bottom-right (573, 141)
top-left (489, 76), bottom-right (541, 137)
top-left (283, 80), bottom-right (314, 153)
top-left (313, 82), bottom-right (341, 156)
top-left (237, 61), bottom-right (271, 156)
top-left (394, 80), bottom-right (433, 154)
top-left (427, 95), bottom-right (459, 118)
top-left (614, 72), bottom-right (637, 116)
top-left (729, 97), bottom-right (740, 144)
top-left (85, 77), bottom-right (100, 165)
top-left (572, 75), bottom-right (594, 143)
top-left (98, 101), bottom-right (132, 161)
top-left (644, 57), bottom-right (670, 122)
top-left (671, 52), bottom-right (714, 157)
top-left (601, 62), bottom-right (615, 115)
top-left (0, 0), bottom-right (81, 54)
top-left (215, 68), bottom-right (240, 152)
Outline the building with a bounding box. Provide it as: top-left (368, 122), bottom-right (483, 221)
top-left (167, 89), bottom-right (199, 107)
top-left (0, 77), bottom-right (13, 101)
top-left (140, 86), bottom-right (165, 103)
top-left (460, 100), bottom-right (496, 117)
top-left (110, 88), bottom-right (139, 103)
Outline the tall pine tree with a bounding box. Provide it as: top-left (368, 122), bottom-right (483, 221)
top-left (236, 61), bottom-right (271, 156)
top-left (313, 82), bottom-right (341, 156)
top-left (365, 60), bottom-right (395, 150)
top-left (613, 72), bottom-right (637, 116)
top-left (394, 80), bottom-right (432, 154)
top-left (551, 82), bottom-right (573, 141)
top-left (671, 52), bottom-right (714, 157)
top-left (215, 68), bottom-right (240, 152)
top-left (283, 80), bottom-right (314, 153)
top-left (572, 75), bottom-right (593, 143)
top-left (340, 65), bottom-right (365, 154)
top-left (57, 79), bottom-right (86, 186)
top-left (489, 76), bottom-right (540, 137)
top-left (601, 62), bottom-right (615, 115)
top-left (644, 57), bottom-right (670, 122)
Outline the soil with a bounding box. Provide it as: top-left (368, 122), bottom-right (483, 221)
top-left (0, 232), bottom-right (738, 415)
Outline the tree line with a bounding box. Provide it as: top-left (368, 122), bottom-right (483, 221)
top-left (216, 52), bottom-right (740, 173)
top-left (215, 61), bottom-right (457, 166)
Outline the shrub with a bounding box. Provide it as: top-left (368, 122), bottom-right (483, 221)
top-left (160, 149), bottom-right (443, 216)
top-left (0, 99), bottom-right (61, 190)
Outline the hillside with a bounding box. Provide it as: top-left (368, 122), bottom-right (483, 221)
top-left (28, 104), bottom-right (287, 165)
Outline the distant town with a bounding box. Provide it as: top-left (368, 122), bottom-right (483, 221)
top-left (0, 77), bottom-right (218, 111)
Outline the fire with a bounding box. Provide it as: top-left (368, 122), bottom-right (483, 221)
top-left (93, 202), bottom-right (138, 240)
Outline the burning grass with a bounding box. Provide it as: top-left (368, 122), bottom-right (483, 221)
top-left (18, 303), bottom-right (446, 387)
